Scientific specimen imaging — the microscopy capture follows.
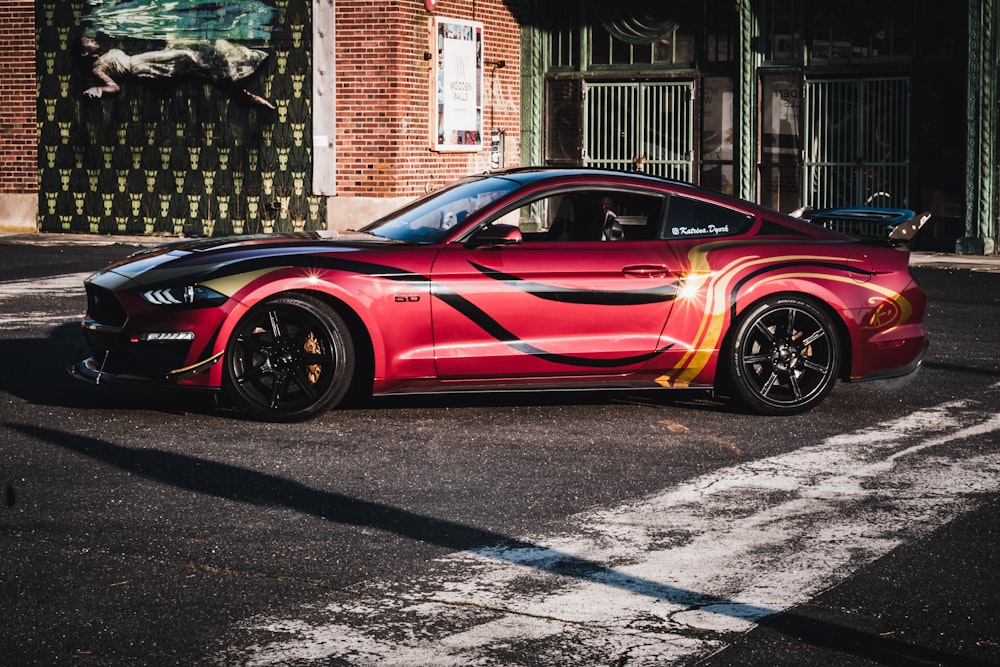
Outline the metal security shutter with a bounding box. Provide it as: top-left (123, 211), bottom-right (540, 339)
top-left (583, 81), bottom-right (693, 181)
top-left (802, 77), bottom-right (910, 209)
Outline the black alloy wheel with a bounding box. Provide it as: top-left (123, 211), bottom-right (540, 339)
top-left (223, 294), bottom-right (355, 421)
top-left (727, 296), bottom-right (840, 415)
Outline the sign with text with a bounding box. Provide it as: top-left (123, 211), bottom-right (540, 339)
top-left (431, 17), bottom-right (483, 152)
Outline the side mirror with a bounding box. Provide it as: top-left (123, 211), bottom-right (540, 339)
top-left (470, 223), bottom-right (522, 247)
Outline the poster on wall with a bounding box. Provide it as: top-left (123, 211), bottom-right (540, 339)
top-left (431, 17), bottom-right (483, 152)
top-left (80, 0), bottom-right (278, 109)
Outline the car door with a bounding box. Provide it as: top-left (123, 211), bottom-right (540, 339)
top-left (430, 189), bottom-right (682, 380)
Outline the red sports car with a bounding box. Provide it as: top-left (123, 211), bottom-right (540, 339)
top-left (71, 168), bottom-right (928, 421)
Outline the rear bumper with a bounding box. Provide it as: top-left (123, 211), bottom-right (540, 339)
top-left (852, 338), bottom-right (928, 382)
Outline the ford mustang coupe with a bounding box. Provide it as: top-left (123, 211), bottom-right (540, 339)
top-left (71, 168), bottom-right (928, 421)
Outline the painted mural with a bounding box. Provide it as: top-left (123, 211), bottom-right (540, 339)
top-left (37, 0), bottom-right (322, 236)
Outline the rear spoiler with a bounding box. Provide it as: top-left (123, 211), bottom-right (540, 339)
top-left (789, 207), bottom-right (931, 246)
top-left (888, 211), bottom-right (932, 242)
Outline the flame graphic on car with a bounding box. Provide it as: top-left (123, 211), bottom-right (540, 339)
top-left (655, 244), bottom-right (913, 388)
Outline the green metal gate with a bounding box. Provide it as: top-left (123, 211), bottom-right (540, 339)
top-left (583, 81), bottom-right (694, 181)
top-left (802, 77), bottom-right (910, 209)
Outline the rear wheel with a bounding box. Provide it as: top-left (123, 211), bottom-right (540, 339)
top-left (726, 296), bottom-right (840, 415)
top-left (223, 294), bottom-right (354, 421)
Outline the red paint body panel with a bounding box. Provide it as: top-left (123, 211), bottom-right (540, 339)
top-left (429, 241), bottom-right (680, 379)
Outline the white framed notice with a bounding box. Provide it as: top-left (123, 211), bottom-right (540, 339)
top-left (430, 17), bottom-right (483, 152)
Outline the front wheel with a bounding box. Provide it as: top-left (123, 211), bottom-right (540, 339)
top-left (223, 294), bottom-right (355, 421)
top-left (726, 296), bottom-right (840, 415)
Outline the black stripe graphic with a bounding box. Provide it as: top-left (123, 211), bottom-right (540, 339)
top-left (434, 287), bottom-right (670, 368)
top-left (468, 261), bottom-right (676, 306)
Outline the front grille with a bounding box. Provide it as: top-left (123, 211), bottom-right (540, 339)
top-left (85, 284), bottom-right (127, 328)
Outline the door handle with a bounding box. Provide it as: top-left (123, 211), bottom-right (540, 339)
top-left (622, 265), bottom-right (670, 278)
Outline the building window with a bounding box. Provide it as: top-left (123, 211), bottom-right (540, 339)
top-left (589, 2), bottom-right (695, 67)
top-left (762, 1), bottom-right (914, 64)
top-left (701, 77), bottom-right (735, 195)
top-left (759, 74), bottom-right (803, 212)
top-left (545, 78), bottom-right (583, 164)
top-left (544, 1), bottom-right (735, 70)
top-left (704, 0), bottom-right (737, 63)
top-left (762, 0), bottom-right (805, 62)
top-left (807, 4), bottom-right (913, 62)
top-left (546, 3), bottom-right (580, 70)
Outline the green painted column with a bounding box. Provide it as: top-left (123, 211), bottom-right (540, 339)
top-left (960, 0), bottom-right (998, 255)
top-left (736, 0), bottom-right (761, 203)
top-left (519, 19), bottom-right (546, 168)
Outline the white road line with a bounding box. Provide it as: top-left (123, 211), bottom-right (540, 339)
top-left (227, 392), bottom-right (1000, 666)
top-left (0, 311), bottom-right (80, 328)
top-left (0, 273), bottom-right (90, 300)
top-left (0, 273), bottom-right (89, 329)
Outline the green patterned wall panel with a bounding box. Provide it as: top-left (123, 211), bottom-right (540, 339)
top-left (36, 0), bottom-right (323, 236)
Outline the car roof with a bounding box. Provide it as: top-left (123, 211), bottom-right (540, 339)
top-left (484, 167), bottom-right (803, 223)
top-left (486, 166), bottom-right (677, 189)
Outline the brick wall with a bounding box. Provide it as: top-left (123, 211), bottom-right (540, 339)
top-left (334, 0), bottom-right (520, 199)
top-left (0, 0), bottom-right (36, 195)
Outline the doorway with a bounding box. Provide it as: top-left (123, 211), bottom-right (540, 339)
top-left (802, 77), bottom-right (911, 209)
top-left (582, 81), bottom-right (694, 181)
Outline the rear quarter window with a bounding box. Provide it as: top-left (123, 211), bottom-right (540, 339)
top-left (662, 195), bottom-right (754, 240)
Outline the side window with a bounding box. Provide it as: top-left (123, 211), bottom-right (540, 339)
top-left (662, 195), bottom-right (754, 239)
top-left (510, 190), bottom-right (665, 243)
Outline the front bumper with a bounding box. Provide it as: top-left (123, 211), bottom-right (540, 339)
top-left (68, 349), bottom-right (224, 386)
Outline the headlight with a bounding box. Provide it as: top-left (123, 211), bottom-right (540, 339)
top-left (140, 285), bottom-right (227, 307)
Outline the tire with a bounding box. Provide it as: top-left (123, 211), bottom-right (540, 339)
top-left (223, 294), bottom-right (355, 421)
top-left (726, 296), bottom-right (840, 415)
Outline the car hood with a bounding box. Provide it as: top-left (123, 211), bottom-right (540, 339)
top-left (91, 232), bottom-right (400, 289)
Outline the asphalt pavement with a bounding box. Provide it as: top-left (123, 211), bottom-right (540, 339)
top-left (1, 231), bottom-right (998, 665)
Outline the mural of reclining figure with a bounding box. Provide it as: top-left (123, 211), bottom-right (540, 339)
top-left (80, 36), bottom-right (275, 109)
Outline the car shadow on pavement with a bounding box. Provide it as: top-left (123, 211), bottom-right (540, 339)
top-left (9, 420), bottom-right (766, 601)
top-left (0, 323), bottom-right (223, 417)
top-left (4, 322), bottom-right (733, 419)
top-left (5, 421), bottom-right (992, 667)
top-left (923, 360), bottom-right (1000, 379)
top-left (750, 610), bottom-right (998, 667)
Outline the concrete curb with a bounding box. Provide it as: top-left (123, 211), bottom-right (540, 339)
top-left (908, 251), bottom-right (1000, 272)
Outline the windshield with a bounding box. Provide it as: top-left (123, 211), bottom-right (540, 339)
top-left (359, 175), bottom-right (519, 243)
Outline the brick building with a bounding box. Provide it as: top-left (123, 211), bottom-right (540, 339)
top-left (321, 0), bottom-right (522, 224)
top-left (3, 1), bottom-right (997, 254)
top-left (0, 0), bottom-right (37, 232)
